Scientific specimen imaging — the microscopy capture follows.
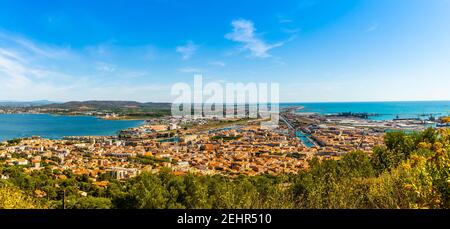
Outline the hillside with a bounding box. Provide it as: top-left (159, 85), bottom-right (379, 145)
top-left (37, 100), bottom-right (172, 119)
top-left (41, 100), bottom-right (171, 110)
top-left (0, 100), bottom-right (57, 107)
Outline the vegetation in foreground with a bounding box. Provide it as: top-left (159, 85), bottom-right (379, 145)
top-left (0, 128), bottom-right (449, 209)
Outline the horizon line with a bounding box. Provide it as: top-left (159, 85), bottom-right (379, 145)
top-left (2, 99), bottom-right (450, 104)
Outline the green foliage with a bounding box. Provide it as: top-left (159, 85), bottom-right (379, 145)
top-left (0, 185), bottom-right (41, 209)
top-left (374, 132), bottom-right (413, 171)
top-left (134, 155), bottom-right (171, 165)
top-left (290, 127), bottom-right (450, 209)
top-left (110, 172), bottom-right (293, 209)
top-left (210, 135), bottom-right (242, 141)
top-left (7, 138), bottom-right (22, 145)
top-left (66, 196), bottom-right (112, 209)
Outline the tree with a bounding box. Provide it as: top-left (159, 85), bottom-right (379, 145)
top-left (115, 173), bottom-right (169, 209)
top-left (441, 116), bottom-right (450, 123)
top-left (183, 175), bottom-right (211, 209)
top-left (372, 131), bottom-right (415, 173)
top-left (0, 185), bottom-right (40, 209)
top-left (66, 196), bottom-right (112, 209)
top-left (340, 151), bottom-right (375, 178)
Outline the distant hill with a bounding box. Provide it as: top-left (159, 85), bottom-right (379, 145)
top-left (0, 100), bottom-right (58, 107)
top-left (40, 100), bottom-right (171, 110)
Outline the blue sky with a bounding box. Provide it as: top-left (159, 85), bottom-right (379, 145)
top-left (0, 0), bottom-right (449, 102)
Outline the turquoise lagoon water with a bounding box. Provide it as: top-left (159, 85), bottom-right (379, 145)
top-left (0, 114), bottom-right (144, 141)
top-left (158, 137), bottom-right (181, 143)
top-left (281, 101), bottom-right (450, 121)
top-left (295, 131), bottom-right (315, 148)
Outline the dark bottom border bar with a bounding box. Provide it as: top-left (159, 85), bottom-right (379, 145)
top-left (0, 209), bottom-right (448, 227)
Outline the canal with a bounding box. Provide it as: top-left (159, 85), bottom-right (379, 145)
top-left (295, 130), bottom-right (315, 148)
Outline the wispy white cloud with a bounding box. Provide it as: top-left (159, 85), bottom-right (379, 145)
top-left (95, 61), bottom-right (116, 73)
top-left (0, 30), bottom-right (172, 102)
top-left (0, 35), bottom-right (89, 101)
top-left (176, 41), bottom-right (198, 60)
top-left (178, 67), bottom-right (204, 73)
top-left (0, 48), bottom-right (25, 62)
top-left (209, 61), bottom-right (226, 67)
top-left (279, 19), bottom-right (293, 24)
top-left (276, 14), bottom-right (294, 24)
top-left (225, 19), bottom-right (283, 58)
top-left (282, 28), bottom-right (301, 34)
top-left (0, 52), bottom-right (30, 88)
top-left (0, 31), bottom-right (72, 59)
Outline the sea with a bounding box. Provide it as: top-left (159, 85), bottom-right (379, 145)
top-left (0, 114), bottom-right (144, 142)
top-left (0, 101), bottom-right (449, 142)
top-left (280, 101), bottom-right (450, 121)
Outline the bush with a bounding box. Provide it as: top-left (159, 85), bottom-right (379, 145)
top-left (0, 185), bottom-right (40, 209)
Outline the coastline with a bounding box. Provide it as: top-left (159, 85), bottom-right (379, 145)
top-left (0, 112), bottom-right (150, 121)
